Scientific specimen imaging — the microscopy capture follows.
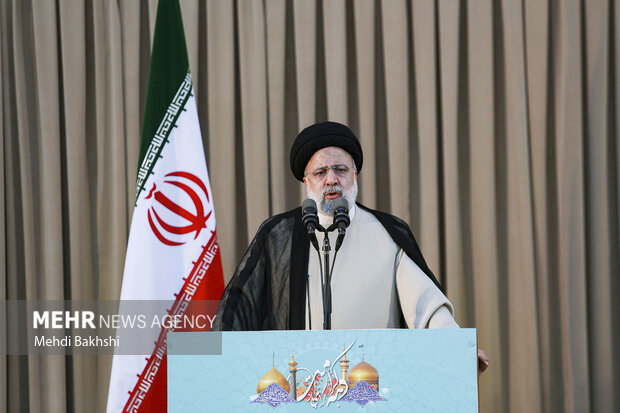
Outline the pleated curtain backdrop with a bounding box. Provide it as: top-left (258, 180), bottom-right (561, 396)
top-left (2, 0), bottom-right (619, 412)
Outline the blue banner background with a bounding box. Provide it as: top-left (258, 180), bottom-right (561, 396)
top-left (168, 329), bottom-right (478, 412)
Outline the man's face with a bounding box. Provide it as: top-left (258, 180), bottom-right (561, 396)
top-left (303, 146), bottom-right (358, 215)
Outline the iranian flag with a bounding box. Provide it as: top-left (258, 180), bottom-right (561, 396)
top-left (106, 0), bottom-right (225, 411)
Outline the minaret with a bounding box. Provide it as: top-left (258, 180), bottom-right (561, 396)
top-left (288, 354), bottom-right (298, 400)
top-left (340, 350), bottom-right (349, 383)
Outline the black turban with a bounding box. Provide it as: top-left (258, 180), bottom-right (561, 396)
top-left (289, 121), bottom-right (363, 182)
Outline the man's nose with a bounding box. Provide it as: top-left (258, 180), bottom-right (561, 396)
top-left (324, 167), bottom-right (338, 185)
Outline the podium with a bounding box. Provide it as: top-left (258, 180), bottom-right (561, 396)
top-left (168, 328), bottom-right (478, 412)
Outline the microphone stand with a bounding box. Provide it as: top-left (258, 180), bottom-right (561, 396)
top-left (303, 198), bottom-right (342, 331)
top-left (320, 224), bottom-right (336, 330)
top-left (321, 227), bottom-right (331, 330)
top-left (307, 219), bottom-right (334, 331)
top-left (305, 198), bottom-right (348, 331)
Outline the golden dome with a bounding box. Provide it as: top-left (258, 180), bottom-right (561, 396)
top-left (257, 367), bottom-right (290, 394)
top-left (348, 361), bottom-right (379, 389)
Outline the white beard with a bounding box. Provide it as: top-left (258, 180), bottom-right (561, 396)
top-left (305, 179), bottom-right (358, 216)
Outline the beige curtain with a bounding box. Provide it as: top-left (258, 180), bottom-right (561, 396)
top-left (2, 0), bottom-right (618, 412)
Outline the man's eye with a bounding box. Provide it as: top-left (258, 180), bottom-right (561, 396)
top-left (335, 167), bottom-right (348, 174)
top-left (314, 169), bottom-right (327, 177)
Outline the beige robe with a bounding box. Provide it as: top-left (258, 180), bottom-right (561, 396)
top-left (306, 206), bottom-right (458, 330)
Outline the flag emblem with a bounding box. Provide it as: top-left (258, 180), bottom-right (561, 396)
top-left (146, 171), bottom-right (212, 246)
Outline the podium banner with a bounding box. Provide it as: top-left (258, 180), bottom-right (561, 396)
top-left (168, 328), bottom-right (478, 412)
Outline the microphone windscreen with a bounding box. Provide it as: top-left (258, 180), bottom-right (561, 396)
top-left (302, 198), bottom-right (318, 211)
top-left (333, 197), bottom-right (348, 212)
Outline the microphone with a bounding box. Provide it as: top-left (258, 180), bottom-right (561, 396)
top-left (302, 199), bottom-right (320, 251)
top-left (333, 197), bottom-right (350, 251)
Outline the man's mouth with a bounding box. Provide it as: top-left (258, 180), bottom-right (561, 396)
top-left (324, 191), bottom-right (341, 200)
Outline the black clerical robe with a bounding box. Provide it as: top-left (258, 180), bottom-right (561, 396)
top-left (214, 203), bottom-right (441, 331)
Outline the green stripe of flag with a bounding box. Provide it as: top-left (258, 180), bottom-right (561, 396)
top-left (136, 0), bottom-right (190, 196)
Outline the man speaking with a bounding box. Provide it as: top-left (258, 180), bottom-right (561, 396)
top-left (215, 121), bottom-right (488, 371)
